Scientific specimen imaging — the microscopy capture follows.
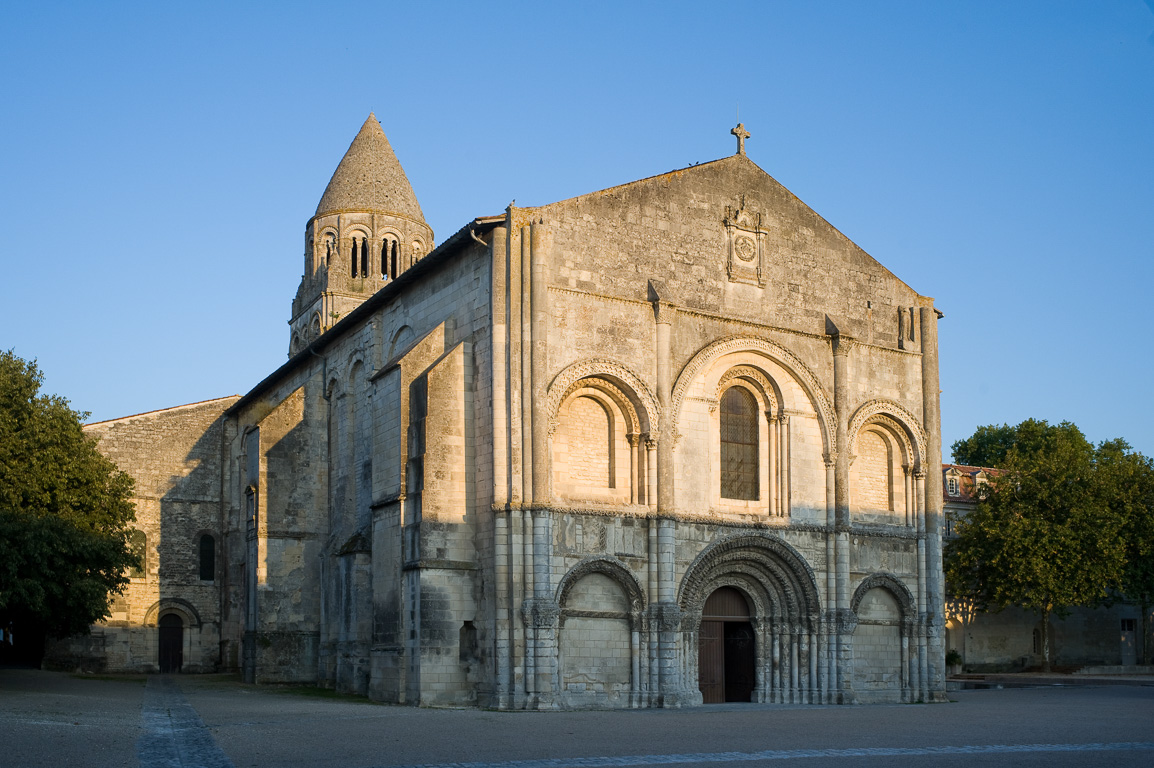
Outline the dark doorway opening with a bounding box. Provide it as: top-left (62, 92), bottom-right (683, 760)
top-left (698, 587), bottom-right (756, 703)
top-left (158, 614), bottom-right (183, 673)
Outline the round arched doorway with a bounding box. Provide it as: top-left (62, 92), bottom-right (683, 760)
top-left (158, 613), bottom-right (184, 673)
top-left (698, 587), bottom-right (755, 703)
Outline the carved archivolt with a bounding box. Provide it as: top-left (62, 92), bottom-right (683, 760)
top-left (670, 337), bottom-right (835, 456)
top-left (547, 359), bottom-right (658, 438)
top-left (556, 378), bottom-right (640, 437)
top-left (847, 399), bottom-right (927, 471)
top-left (715, 365), bottom-right (780, 414)
top-left (850, 572), bottom-right (917, 619)
top-left (678, 533), bottom-right (823, 627)
top-left (556, 555), bottom-right (647, 616)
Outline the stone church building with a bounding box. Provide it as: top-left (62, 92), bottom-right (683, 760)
top-left (53, 115), bottom-right (949, 707)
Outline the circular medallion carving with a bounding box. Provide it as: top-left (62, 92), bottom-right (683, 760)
top-left (735, 236), bottom-right (756, 262)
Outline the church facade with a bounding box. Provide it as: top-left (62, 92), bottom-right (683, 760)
top-left (54, 115), bottom-right (948, 707)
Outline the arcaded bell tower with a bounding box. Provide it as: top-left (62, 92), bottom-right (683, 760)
top-left (289, 114), bottom-right (434, 355)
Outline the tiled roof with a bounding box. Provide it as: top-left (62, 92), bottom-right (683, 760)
top-left (942, 463), bottom-right (1000, 503)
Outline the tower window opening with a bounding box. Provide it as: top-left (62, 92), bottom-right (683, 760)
top-left (391, 240), bottom-right (398, 278)
top-left (351, 238), bottom-right (359, 277)
top-left (361, 237), bottom-right (369, 278)
top-left (380, 239), bottom-right (389, 279)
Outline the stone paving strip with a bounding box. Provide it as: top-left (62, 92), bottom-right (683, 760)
top-left (137, 675), bottom-right (234, 768)
top-left (379, 742), bottom-right (1154, 768)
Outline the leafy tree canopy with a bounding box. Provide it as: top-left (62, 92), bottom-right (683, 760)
top-left (944, 419), bottom-right (1148, 670)
top-left (0, 350), bottom-right (138, 640)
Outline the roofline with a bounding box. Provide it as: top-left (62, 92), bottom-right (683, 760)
top-left (513, 155), bottom-right (737, 212)
top-left (84, 395), bottom-right (241, 427)
top-left (225, 216), bottom-right (502, 417)
top-left (515, 152), bottom-right (933, 304)
top-left (305, 208), bottom-right (430, 231)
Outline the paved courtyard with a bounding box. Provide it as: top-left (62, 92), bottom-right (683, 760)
top-left (2, 669), bottom-right (1153, 768)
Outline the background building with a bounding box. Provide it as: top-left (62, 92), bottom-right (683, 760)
top-left (942, 464), bottom-right (1148, 671)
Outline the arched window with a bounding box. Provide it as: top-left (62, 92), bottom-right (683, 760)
top-left (381, 237), bottom-right (399, 279)
top-left (350, 237), bottom-right (359, 277)
top-left (198, 534), bottom-right (215, 581)
top-left (128, 530), bottom-right (147, 578)
top-left (720, 387), bottom-right (758, 500)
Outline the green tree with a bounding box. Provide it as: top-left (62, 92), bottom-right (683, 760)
top-left (944, 420), bottom-right (1126, 672)
top-left (1097, 439), bottom-right (1154, 665)
top-left (0, 351), bottom-right (138, 653)
top-left (950, 422), bottom-right (1019, 467)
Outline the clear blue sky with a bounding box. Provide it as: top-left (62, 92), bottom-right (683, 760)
top-left (3, 1), bottom-right (1153, 459)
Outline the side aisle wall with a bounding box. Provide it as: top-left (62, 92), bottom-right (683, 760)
top-left (46, 396), bottom-right (238, 673)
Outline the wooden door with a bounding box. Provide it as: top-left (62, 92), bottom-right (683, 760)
top-left (700, 587), bottom-right (755, 703)
top-left (158, 614), bottom-right (183, 673)
top-left (699, 620), bottom-right (725, 703)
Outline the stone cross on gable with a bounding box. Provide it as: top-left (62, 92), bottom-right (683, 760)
top-left (731, 123), bottom-right (750, 155)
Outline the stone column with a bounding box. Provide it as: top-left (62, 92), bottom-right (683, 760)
top-left (919, 302), bottom-right (946, 701)
top-left (823, 458), bottom-right (836, 704)
top-left (651, 293), bottom-right (681, 706)
top-left (767, 415), bottom-right (778, 516)
top-left (779, 414), bottom-right (791, 517)
top-left (831, 333), bottom-right (854, 702)
top-left (915, 469), bottom-right (929, 702)
top-left (628, 434), bottom-right (639, 504)
top-left (646, 439), bottom-right (657, 510)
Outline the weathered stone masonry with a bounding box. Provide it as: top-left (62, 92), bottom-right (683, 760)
top-left (61, 116), bottom-right (947, 707)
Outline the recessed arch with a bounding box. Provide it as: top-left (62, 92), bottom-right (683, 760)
top-left (679, 533), bottom-right (824, 705)
top-left (671, 336), bottom-right (836, 459)
top-left (846, 400), bottom-right (927, 471)
top-left (556, 555), bottom-right (646, 615)
top-left (143, 598), bottom-right (203, 628)
top-left (546, 359), bottom-right (657, 439)
top-left (679, 533), bottom-right (822, 622)
top-left (556, 556), bottom-right (645, 708)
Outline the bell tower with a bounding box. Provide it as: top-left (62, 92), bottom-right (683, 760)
top-left (289, 114), bottom-right (434, 355)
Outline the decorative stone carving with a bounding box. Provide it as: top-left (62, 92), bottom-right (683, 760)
top-left (723, 197), bottom-right (768, 287)
top-left (678, 533), bottom-right (823, 623)
top-left (546, 358), bottom-right (658, 441)
top-left (555, 555), bottom-right (646, 615)
top-left (846, 399), bottom-right (928, 471)
top-left (669, 336), bottom-right (836, 457)
top-left (715, 365), bottom-right (780, 414)
top-left (850, 573), bottom-right (917, 617)
top-left (521, 598), bottom-right (560, 629)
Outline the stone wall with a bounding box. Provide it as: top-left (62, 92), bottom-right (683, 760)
top-left (46, 396), bottom-right (237, 673)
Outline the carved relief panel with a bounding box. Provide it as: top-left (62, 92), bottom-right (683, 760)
top-left (723, 198), bottom-right (768, 287)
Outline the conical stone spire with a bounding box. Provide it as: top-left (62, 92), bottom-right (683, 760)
top-left (289, 115), bottom-right (434, 357)
top-left (314, 113), bottom-right (427, 223)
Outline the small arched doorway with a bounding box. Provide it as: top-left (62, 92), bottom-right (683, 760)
top-left (698, 587), bottom-right (755, 703)
top-left (158, 614), bottom-right (183, 673)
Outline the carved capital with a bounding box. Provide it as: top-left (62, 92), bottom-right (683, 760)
top-left (831, 334), bottom-right (856, 357)
top-left (651, 602), bottom-right (682, 631)
top-left (521, 598), bottom-right (560, 629)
